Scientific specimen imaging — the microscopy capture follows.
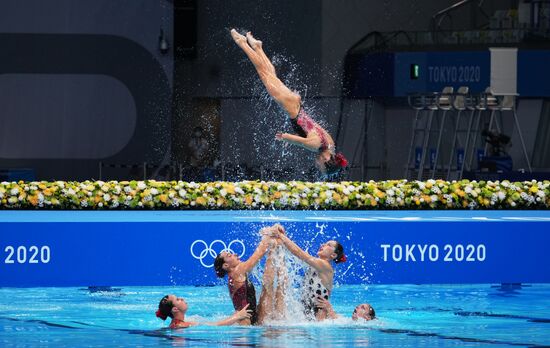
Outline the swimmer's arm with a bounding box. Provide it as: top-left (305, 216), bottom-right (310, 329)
top-left (316, 298), bottom-right (339, 320)
top-left (206, 304), bottom-right (252, 326)
top-left (277, 133), bottom-right (319, 152)
top-left (278, 233), bottom-right (328, 272)
top-left (239, 237), bottom-right (271, 274)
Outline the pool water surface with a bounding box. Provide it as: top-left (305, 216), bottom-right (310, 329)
top-left (1, 284), bottom-right (549, 347)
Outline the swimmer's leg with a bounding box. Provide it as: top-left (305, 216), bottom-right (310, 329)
top-left (256, 248), bottom-right (276, 324)
top-left (246, 32), bottom-right (275, 75)
top-left (273, 246), bottom-right (288, 320)
top-left (231, 29), bottom-right (301, 118)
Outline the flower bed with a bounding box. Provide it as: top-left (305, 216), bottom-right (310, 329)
top-left (0, 180), bottom-right (549, 210)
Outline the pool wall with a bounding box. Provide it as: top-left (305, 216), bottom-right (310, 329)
top-left (1, 211), bottom-right (549, 287)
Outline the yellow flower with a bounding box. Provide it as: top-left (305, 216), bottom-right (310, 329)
top-left (196, 197), bottom-right (207, 205)
top-left (225, 184), bottom-right (235, 195)
top-left (29, 195), bottom-right (39, 206)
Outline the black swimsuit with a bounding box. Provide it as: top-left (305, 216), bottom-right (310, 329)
top-left (228, 274), bottom-right (258, 325)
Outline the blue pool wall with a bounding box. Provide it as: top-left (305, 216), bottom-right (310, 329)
top-left (1, 211), bottom-right (549, 287)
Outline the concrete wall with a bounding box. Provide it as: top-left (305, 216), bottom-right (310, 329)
top-left (0, 0), bottom-right (173, 180)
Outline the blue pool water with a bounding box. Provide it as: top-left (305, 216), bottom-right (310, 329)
top-left (1, 284), bottom-right (549, 347)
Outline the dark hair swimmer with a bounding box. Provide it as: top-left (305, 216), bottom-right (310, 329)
top-left (213, 227), bottom-right (278, 325)
top-left (155, 294), bottom-right (251, 329)
top-left (268, 225), bottom-right (346, 320)
top-left (230, 28), bottom-right (348, 178)
top-left (316, 298), bottom-right (376, 321)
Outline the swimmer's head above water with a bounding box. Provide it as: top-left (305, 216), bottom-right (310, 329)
top-left (214, 251), bottom-right (240, 278)
top-left (352, 303), bottom-right (376, 321)
top-left (317, 240), bottom-right (346, 264)
top-left (156, 294), bottom-right (188, 320)
top-left (316, 151), bottom-right (348, 178)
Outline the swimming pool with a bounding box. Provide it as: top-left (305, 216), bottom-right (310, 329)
top-left (1, 284), bottom-right (549, 347)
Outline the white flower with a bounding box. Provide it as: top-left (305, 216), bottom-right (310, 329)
top-left (206, 186), bottom-right (214, 193)
top-left (67, 188), bottom-right (76, 196)
top-left (497, 192), bottom-right (506, 201)
top-left (103, 194), bottom-right (111, 202)
top-left (56, 181), bottom-right (65, 188)
top-left (220, 189), bottom-right (227, 197)
top-left (137, 182), bottom-right (147, 190)
top-left (430, 195), bottom-right (438, 202)
top-left (347, 185), bottom-right (355, 193)
top-left (386, 189), bottom-right (395, 197)
top-left (111, 201), bottom-right (119, 208)
top-left (179, 189), bottom-right (187, 198)
top-left (235, 187), bottom-right (244, 195)
top-left (325, 190), bottom-right (333, 198)
top-left (464, 186), bottom-right (472, 194)
top-left (277, 184), bottom-right (287, 191)
top-left (37, 193), bottom-right (44, 203)
top-left (8, 197), bottom-right (18, 204)
top-left (124, 186), bottom-right (132, 193)
top-left (10, 188), bottom-right (19, 196)
top-left (138, 202), bottom-right (143, 207)
top-left (98, 202), bottom-right (103, 208)
top-left (150, 188), bottom-right (159, 195)
top-left (80, 200), bottom-right (88, 207)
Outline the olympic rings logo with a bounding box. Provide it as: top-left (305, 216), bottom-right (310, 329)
top-left (190, 239), bottom-right (246, 268)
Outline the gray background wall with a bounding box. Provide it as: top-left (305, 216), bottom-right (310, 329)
top-left (0, 0), bottom-right (543, 181)
top-left (0, 0), bottom-right (173, 180)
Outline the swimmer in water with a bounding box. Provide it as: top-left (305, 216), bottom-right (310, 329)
top-left (316, 298), bottom-right (376, 321)
top-left (269, 225), bottom-right (346, 320)
top-left (230, 29), bottom-right (348, 178)
top-left (155, 294), bottom-right (252, 329)
top-left (214, 225), bottom-right (285, 325)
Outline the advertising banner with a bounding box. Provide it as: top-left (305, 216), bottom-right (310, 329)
top-left (1, 211), bottom-right (549, 287)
